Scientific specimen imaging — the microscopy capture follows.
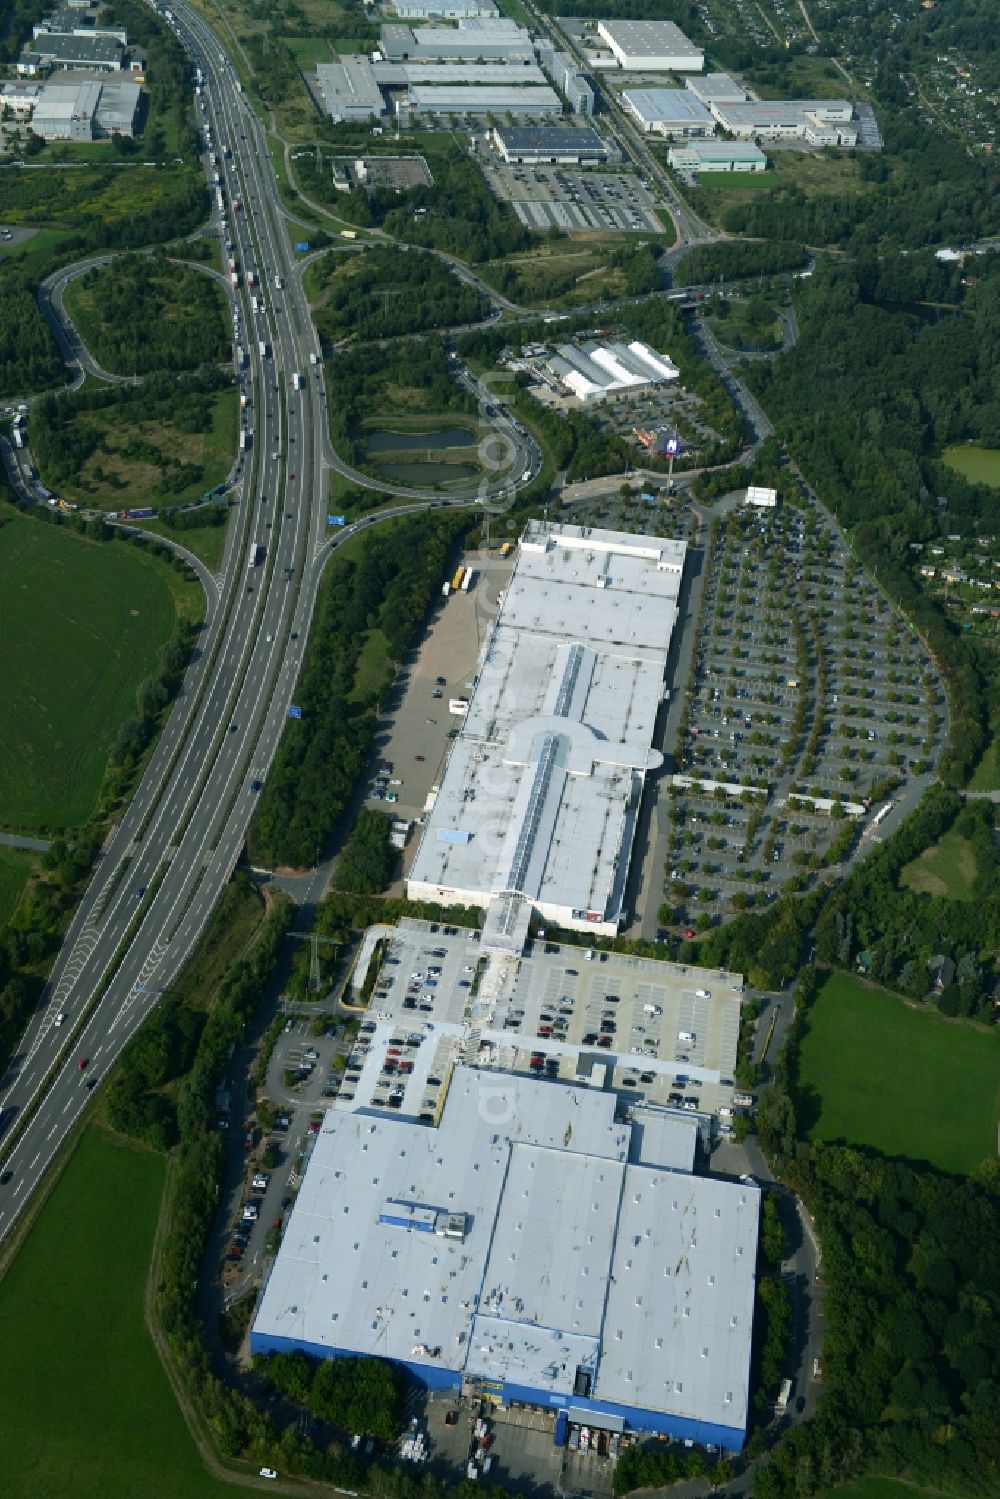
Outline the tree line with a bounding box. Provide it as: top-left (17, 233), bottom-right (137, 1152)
top-left (250, 511), bottom-right (469, 869)
top-left (0, 267), bottom-right (66, 400)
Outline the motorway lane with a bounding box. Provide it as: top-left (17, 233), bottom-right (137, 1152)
top-left (0, 0), bottom-right (540, 1238)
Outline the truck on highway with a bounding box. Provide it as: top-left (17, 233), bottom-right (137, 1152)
top-left (230, 269), bottom-right (239, 289)
top-left (291, 372), bottom-right (303, 390)
top-left (235, 345), bottom-right (246, 369)
top-left (248, 542), bottom-right (262, 569)
top-left (258, 339), bottom-right (269, 358)
top-left (274, 274), bottom-right (283, 290)
top-left (246, 268), bottom-right (256, 288)
top-left (776, 1378), bottom-right (792, 1414)
top-left (239, 428), bottom-right (251, 450)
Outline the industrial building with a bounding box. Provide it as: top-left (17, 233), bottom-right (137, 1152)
top-left (389, 0), bottom-right (498, 15)
top-left (315, 58), bottom-right (387, 121)
top-left (252, 1062), bottom-right (760, 1449)
top-left (381, 18), bottom-right (535, 62)
top-left (26, 73), bottom-right (140, 139)
top-left (18, 29), bottom-right (124, 74)
top-left (0, 80), bottom-right (43, 116)
top-left (709, 97), bottom-right (858, 145)
top-left (668, 140), bottom-right (767, 173)
top-left (406, 521), bottom-right (684, 939)
top-left (547, 339), bottom-right (680, 402)
top-left (623, 87), bottom-right (715, 138)
top-left (407, 83), bottom-right (560, 115)
top-left (596, 19), bottom-right (704, 72)
top-left (684, 72), bottom-right (750, 106)
top-left (492, 124), bottom-right (610, 164)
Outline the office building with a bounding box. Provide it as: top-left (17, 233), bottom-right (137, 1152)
top-left (547, 48), bottom-right (594, 115)
top-left (407, 520), bottom-right (684, 938)
top-left (596, 19), bottom-right (703, 72)
top-left (492, 124), bottom-right (610, 164)
top-left (252, 1064), bottom-right (759, 1449)
top-left (668, 140), bottom-right (767, 172)
top-left (623, 87), bottom-right (714, 138)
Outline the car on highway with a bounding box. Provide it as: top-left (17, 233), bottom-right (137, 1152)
top-left (259, 1468), bottom-right (278, 1479)
top-left (54, 1012), bottom-right (66, 1026)
top-left (77, 1057), bottom-right (89, 1071)
top-left (0, 1170), bottom-right (12, 1185)
top-left (86, 1076), bottom-right (97, 1091)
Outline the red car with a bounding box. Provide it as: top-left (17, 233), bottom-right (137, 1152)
top-left (77, 1058), bottom-right (89, 1071)
top-left (684, 928), bottom-right (696, 939)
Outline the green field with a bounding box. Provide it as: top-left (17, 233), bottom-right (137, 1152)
top-left (967, 731), bottom-right (1000, 791)
top-left (899, 829), bottom-right (977, 898)
top-left (795, 973), bottom-right (1000, 1175)
top-left (822, 1480), bottom-right (958, 1499)
top-left (942, 443), bottom-right (1000, 487)
top-left (133, 513), bottom-right (230, 571)
top-left (0, 1129), bottom-right (236, 1499)
top-left (0, 508), bottom-right (195, 829)
top-left (0, 846), bottom-right (33, 924)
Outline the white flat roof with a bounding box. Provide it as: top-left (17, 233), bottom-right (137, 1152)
top-left (253, 1065), bottom-right (758, 1434)
top-left (407, 84), bottom-right (559, 107)
top-left (624, 88), bottom-right (714, 127)
top-left (407, 523), bottom-right (685, 927)
top-left (598, 19), bottom-right (703, 63)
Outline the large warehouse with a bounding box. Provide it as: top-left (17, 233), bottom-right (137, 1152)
top-left (382, 18), bottom-right (535, 62)
top-left (709, 98), bottom-right (858, 145)
top-left (408, 83), bottom-right (560, 114)
top-left (492, 124), bottom-right (611, 164)
top-left (406, 521), bottom-right (685, 938)
top-left (669, 140), bottom-right (767, 173)
top-left (252, 1065), bottom-right (760, 1449)
top-left (596, 19), bottom-right (704, 72)
top-left (623, 87), bottom-right (715, 138)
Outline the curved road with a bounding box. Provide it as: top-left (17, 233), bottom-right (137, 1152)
top-left (0, 0), bottom-right (535, 1243)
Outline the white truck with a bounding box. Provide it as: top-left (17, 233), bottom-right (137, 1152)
top-left (291, 372), bottom-right (303, 390)
top-left (258, 339), bottom-right (269, 358)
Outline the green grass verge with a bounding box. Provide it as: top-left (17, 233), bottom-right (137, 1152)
top-left (0, 846), bottom-right (33, 924)
top-left (795, 973), bottom-right (1000, 1176)
top-left (132, 514), bottom-right (230, 571)
top-left (899, 829), bottom-right (977, 899)
top-left (821, 1480), bottom-right (958, 1499)
top-left (0, 506), bottom-right (199, 830)
top-left (0, 1128), bottom-right (235, 1499)
top-left (348, 628), bottom-right (392, 706)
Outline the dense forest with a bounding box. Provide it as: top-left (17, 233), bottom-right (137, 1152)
top-left (312, 246), bottom-right (486, 343)
top-left (752, 973), bottom-right (1000, 1498)
top-left (65, 253), bottom-right (231, 375)
top-left (250, 512), bottom-right (468, 868)
top-left (675, 240), bottom-right (807, 286)
top-left (0, 268), bottom-right (66, 399)
top-left (333, 809), bottom-right (395, 895)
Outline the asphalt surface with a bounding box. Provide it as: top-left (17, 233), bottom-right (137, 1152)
top-left (0, 3), bottom-right (530, 1243)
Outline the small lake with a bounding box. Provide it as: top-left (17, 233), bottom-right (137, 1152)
top-left (373, 461), bottom-right (480, 485)
top-left (366, 427), bottom-right (477, 454)
top-left (942, 444), bottom-right (1000, 488)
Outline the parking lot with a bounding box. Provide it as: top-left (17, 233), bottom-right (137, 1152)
top-left (362, 554), bottom-right (513, 851)
top-left (476, 153), bottom-right (664, 233)
top-left (661, 494), bottom-right (946, 927)
top-left (338, 919), bottom-right (748, 1124)
top-left (424, 1395), bottom-right (616, 1496)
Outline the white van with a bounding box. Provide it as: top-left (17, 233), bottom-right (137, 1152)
top-left (678, 1030), bottom-right (695, 1043)
top-left (695, 988), bottom-right (711, 999)
top-left (643, 1003), bottom-right (662, 1016)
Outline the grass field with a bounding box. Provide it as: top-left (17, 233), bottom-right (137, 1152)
top-left (899, 829), bottom-right (977, 899)
top-left (0, 846), bottom-right (33, 924)
top-left (795, 973), bottom-right (1000, 1175)
top-left (0, 506), bottom-right (197, 829)
top-left (967, 731), bottom-right (1000, 791)
top-left (942, 443), bottom-right (1000, 487)
top-left (55, 389), bottom-right (237, 512)
top-left (822, 1479), bottom-right (958, 1499)
top-left (0, 1128), bottom-right (236, 1499)
top-left (133, 514), bottom-right (230, 571)
top-left (689, 150), bottom-right (870, 226)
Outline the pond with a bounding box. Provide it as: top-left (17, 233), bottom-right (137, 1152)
top-left (373, 461), bottom-right (480, 485)
top-left (365, 427), bottom-right (478, 454)
top-left (942, 444), bottom-right (1000, 488)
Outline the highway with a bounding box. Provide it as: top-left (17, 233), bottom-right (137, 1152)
top-left (0, 0), bottom-right (527, 1243)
